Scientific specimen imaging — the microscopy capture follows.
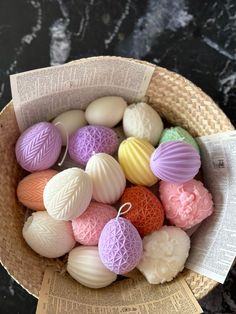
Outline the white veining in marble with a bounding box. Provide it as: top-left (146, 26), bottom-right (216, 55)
top-left (202, 36), bottom-right (236, 60)
top-left (104, 0), bottom-right (131, 49)
top-left (73, 0), bottom-right (94, 40)
top-left (49, 0), bottom-right (71, 66)
top-left (117, 0), bottom-right (192, 58)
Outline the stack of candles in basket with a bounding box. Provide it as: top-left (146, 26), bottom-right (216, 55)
top-left (15, 96), bottom-right (214, 288)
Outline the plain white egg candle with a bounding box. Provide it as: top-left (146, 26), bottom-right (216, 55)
top-left (85, 96), bottom-right (127, 128)
top-left (23, 211), bottom-right (76, 258)
top-left (53, 110), bottom-right (87, 145)
top-left (67, 246), bottom-right (117, 288)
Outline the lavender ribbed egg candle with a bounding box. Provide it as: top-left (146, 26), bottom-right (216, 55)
top-left (15, 122), bottom-right (62, 172)
top-left (150, 141), bottom-right (201, 183)
top-left (69, 125), bottom-right (118, 166)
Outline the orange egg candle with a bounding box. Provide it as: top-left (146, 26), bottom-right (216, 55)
top-left (121, 186), bottom-right (164, 237)
top-left (17, 169), bottom-right (57, 211)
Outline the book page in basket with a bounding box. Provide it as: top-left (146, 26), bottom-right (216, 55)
top-left (10, 57), bottom-right (155, 132)
top-left (36, 268), bottom-right (203, 314)
top-left (186, 130), bottom-right (236, 283)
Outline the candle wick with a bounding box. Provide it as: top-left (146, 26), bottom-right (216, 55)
top-left (55, 122), bottom-right (69, 167)
top-left (116, 202), bottom-right (132, 220)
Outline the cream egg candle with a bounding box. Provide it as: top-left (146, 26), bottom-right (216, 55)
top-left (52, 109), bottom-right (87, 145)
top-left (23, 211), bottom-right (76, 258)
top-left (67, 246), bottom-right (117, 288)
top-left (85, 96), bottom-right (127, 127)
top-left (43, 168), bottom-right (92, 220)
top-left (137, 226), bottom-right (190, 284)
top-left (85, 153), bottom-right (126, 204)
top-left (123, 102), bottom-right (163, 146)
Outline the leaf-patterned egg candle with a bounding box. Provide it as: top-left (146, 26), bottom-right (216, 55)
top-left (121, 186), bottom-right (164, 237)
top-left (43, 168), bottom-right (92, 220)
top-left (85, 153), bottom-right (126, 204)
top-left (72, 202), bottom-right (117, 245)
top-left (15, 122), bottom-right (62, 172)
top-left (98, 205), bottom-right (143, 274)
top-left (69, 126), bottom-right (118, 166)
top-left (118, 137), bottom-right (157, 186)
top-left (67, 246), bottom-right (117, 288)
top-left (23, 211), bottom-right (76, 258)
top-left (123, 102), bottom-right (163, 146)
top-left (17, 169), bottom-right (58, 211)
top-left (150, 141), bottom-right (201, 183)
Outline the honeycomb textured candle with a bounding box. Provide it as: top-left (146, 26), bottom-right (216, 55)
top-left (15, 122), bottom-right (62, 172)
top-left (67, 246), bottom-right (117, 288)
top-left (123, 102), bottom-right (163, 146)
top-left (85, 153), bottom-right (126, 204)
top-left (159, 126), bottom-right (200, 152)
top-left (98, 217), bottom-right (143, 274)
top-left (150, 141), bottom-right (201, 183)
top-left (23, 211), bottom-right (75, 258)
top-left (121, 186), bottom-right (164, 237)
top-left (72, 202), bottom-right (117, 245)
top-left (159, 179), bottom-right (214, 229)
top-left (118, 137), bottom-right (157, 186)
top-left (43, 168), bottom-right (92, 220)
top-left (137, 226), bottom-right (190, 284)
top-left (69, 125), bottom-right (118, 166)
top-left (17, 169), bottom-right (58, 211)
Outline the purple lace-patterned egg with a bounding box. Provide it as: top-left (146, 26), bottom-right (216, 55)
top-left (98, 217), bottom-right (143, 274)
top-left (69, 126), bottom-right (118, 166)
top-left (150, 141), bottom-right (201, 183)
top-left (15, 122), bottom-right (62, 172)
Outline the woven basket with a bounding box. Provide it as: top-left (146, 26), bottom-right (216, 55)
top-left (0, 57), bottom-right (234, 300)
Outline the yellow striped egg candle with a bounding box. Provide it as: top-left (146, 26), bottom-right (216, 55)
top-left (118, 137), bottom-right (158, 186)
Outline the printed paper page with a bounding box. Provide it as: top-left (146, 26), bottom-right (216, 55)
top-left (10, 57), bottom-right (155, 132)
top-left (36, 268), bottom-right (202, 314)
top-left (186, 130), bottom-right (236, 283)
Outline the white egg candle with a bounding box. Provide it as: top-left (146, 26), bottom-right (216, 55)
top-left (137, 226), bottom-right (190, 284)
top-left (85, 96), bottom-right (127, 127)
top-left (85, 153), bottom-right (126, 204)
top-left (23, 211), bottom-right (76, 258)
top-left (53, 109), bottom-right (87, 145)
top-left (67, 246), bottom-right (117, 288)
top-left (123, 102), bottom-right (163, 146)
top-left (43, 168), bottom-right (92, 220)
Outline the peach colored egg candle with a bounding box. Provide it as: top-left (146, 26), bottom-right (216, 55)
top-left (17, 169), bottom-right (58, 211)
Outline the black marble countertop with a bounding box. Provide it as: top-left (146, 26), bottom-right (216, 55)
top-left (0, 0), bottom-right (235, 313)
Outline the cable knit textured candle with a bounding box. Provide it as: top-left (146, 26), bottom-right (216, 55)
top-left (137, 226), bottom-right (190, 284)
top-left (150, 141), bottom-right (201, 183)
top-left (159, 179), bottom-right (214, 229)
top-left (23, 211), bottom-right (75, 258)
top-left (123, 102), bottom-right (163, 146)
top-left (15, 122), bottom-right (62, 172)
top-left (72, 202), bottom-right (117, 245)
top-left (85, 153), bottom-right (126, 204)
top-left (43, 168), bottom-right (92, 220)
top-left (121, 186), bottom-right (164, 237)
top-left (17, 169), bottom-right (58, 211)
top-left (118, 137), bottom-right (157, 186)
top-left (98, 204), bottom-right (143, 274)
top-left (69, 126), bottom-right (118, 166)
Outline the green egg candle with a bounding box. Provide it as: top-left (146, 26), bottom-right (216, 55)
top-left (159, 126), bottom-right (199, 152)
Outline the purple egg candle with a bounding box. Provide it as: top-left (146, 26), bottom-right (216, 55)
top-left (150, 141), bottom-right (201, 183)
top-left (98, 217), bottom-right (143, 274)
top-left (69, 125), bottom-right (118, 166)
top-left (15, 122), bottom-right (62, 172)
